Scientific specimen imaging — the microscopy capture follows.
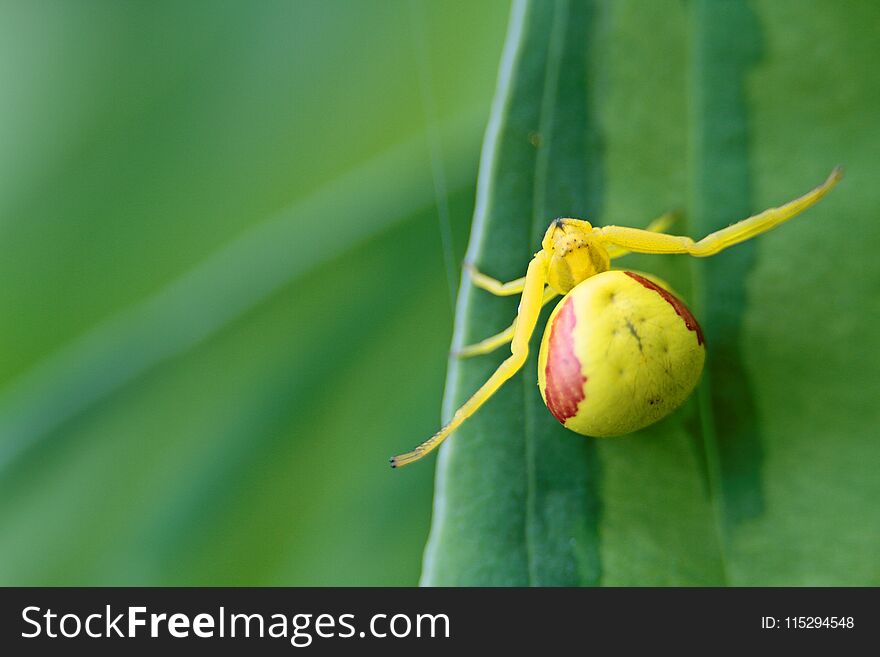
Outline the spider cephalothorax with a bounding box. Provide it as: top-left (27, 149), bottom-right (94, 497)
top-left (542, 218), bottom-right (611, 294)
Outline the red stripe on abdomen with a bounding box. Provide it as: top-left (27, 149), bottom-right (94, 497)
top-left (545, 297), bottom-right (586, 423)
top-left (624, 272), bottom-right (705, 345)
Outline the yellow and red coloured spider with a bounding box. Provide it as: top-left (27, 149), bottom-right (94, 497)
top-left (391, 168), bottom-right (842, 468)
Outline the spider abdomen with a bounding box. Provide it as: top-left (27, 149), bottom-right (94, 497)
top-left (537, 270), bottom-right (705, 437)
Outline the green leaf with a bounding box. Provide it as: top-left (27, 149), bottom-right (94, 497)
top-left (0, 0), bottom-right (512, 585)
top-left (423, 0), bottom-right (880, 585)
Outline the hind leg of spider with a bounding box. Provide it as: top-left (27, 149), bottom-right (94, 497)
top-left (465, 263), bottom-right (527, 296)
top-left (597, 167), bottom-right (842, 256)
top-left (456, 288), bottom-right (559, 358)
top-left (391, 252), bottom-right (549, 468)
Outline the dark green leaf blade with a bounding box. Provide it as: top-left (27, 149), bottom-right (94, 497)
top-left (423, 0), bottom-right (880, 586)
top-left (693, 0), bottom-right (880, 585)
top-left (424, 0), bottom-right (606, 586)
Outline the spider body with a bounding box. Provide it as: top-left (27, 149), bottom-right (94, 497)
top-left (538, 270), bottom-right (705, 437)
top-left (391, 168), bottom-right (842, 468)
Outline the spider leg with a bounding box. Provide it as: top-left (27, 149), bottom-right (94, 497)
top-left (465, 263), bottom-right (527, 296)
top-left (607, 210), bottom-right (679, 259)
top-left (391, 251), bottom-right (549, 467)
top-left (456, 288), bottom-right (559, 358)
top-left (597, 167), bottom-right (842, 256)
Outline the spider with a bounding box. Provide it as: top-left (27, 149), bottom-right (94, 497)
top-left (391, 167), bottom-right (842, 468)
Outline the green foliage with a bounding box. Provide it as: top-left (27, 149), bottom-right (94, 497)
top-left (0, 0), bottom-right (510, 585)
top-left (423, 0), bottom-right (880, 585)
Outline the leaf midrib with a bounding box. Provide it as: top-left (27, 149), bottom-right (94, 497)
top-left (689, 0), bottom-right (739, 585)
top-left (523, 0), bottom-right (571, 587)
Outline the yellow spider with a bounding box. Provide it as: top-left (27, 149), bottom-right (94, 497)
top-left (391, 168), bottom-right (842, 468)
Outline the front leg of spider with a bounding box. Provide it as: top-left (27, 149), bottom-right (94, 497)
top-left (455, 287), bottom-right (558, 358)
top-left (597, 167), bottom-right (842, 256)
top-left (390, 251), bottom-right (549, 468)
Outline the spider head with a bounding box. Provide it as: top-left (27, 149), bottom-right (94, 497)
top-left (541, 218), bottom-right (610, 294)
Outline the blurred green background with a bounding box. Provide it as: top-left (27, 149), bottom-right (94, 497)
top-left (4, 0), bottom-right (879, 588)
top-left (0, 0), bottom-right (510, 585)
